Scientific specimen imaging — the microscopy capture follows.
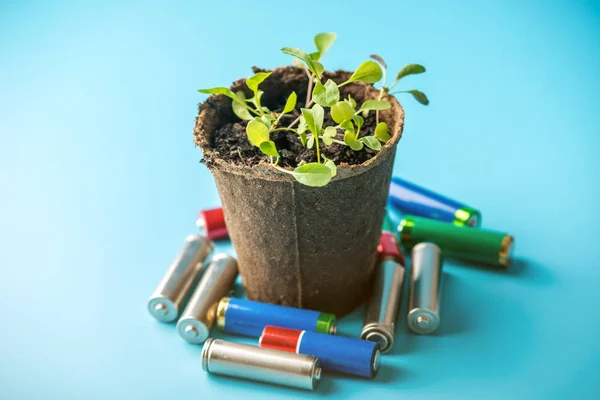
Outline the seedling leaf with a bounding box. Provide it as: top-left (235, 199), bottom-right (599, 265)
top-left (301, 104), bottom-right (324, 136)
top-left (293, 163), bottom-right (332, 187)
top-left (232, 91), bottom-right (253, 120)
top-left (198, 87), bottom-right (245, 105)
top-left (407, 90), bottom-right (429, 105)
top-left (396, 64), bottom-right (426, 81)
top-left (281, 47), bottom-right (321, 77)
top-left (246, 119), bottom-right (269, 147)
top-left (314, 33), bottom-right (337, 60)
top-left (344, 61), bottom-right (383, 85)
top-left (260, 141), bottom-right (279, 157)
top-left (344, 131), bottom-right (364, 150)
top-left (359, 100), bottom-right (391, 112)
top-left (312, 79), bottom-right (340, 107)
top-left (330, 101), bottom-right (355, 124)
top-left (283, 92), bottom-right (297, 114)
top-left (246, 72), bottom-right (272, 94)
top-left (360, 136), bottom-right (382, 151)
top-left (370, 54), bottom-right (387, 69)
top-left (307, 136), bottom-right (315, 149)
top-left (375, 122), bottom-right (391, 143)
top-left (324, 159), bottom-right (337, 177)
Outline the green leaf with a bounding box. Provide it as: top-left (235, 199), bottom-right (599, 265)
top-left (314, 33), bottom-right (337, 60)
top-left (198, 87), bottom-right (245, 105)
top-left (309, 51), bottom-right (320, 60)
top-left (322, 127), bottom-right (336, 146)
top-left (324, 126), bottom-right (337, 138)
top-left (259, 115), bottom-right (273, 130)
top-left (232, 91), bottom-right (253, 120)
top-left (344, 131), bottom-right (364, 150)
top-left (330, 101), bottom-right (355, 124)
top-left (370, 54), bottom-right (387, 69)
top-left (297, 116), bottom-right (308, 134)
top-left (324, 158), bottom-right (337, 177)
top-left (292, 163), bottom-right (332, 187)
top-left (283, 92), bottom-right (297, 114)
top-left (360, 136), bottom-right (382, 151)
top-left (353, 115), bottom-right (364, 131)
top-left (359, 100), bottom-right (391, 112)
top-left (396, 64), bottom-right (426, 81)
top-left (374, 122), bottom-right (391, 143)
top-left (301, 104), bottom-right (324, 136)
top-left (299, 131), bottom-right (308, 146)
top-left (313, 61), bottom-right (325, 77)
top-left (307, 136), bottom-right (315, 149)
top-left (281, 47), bottom-right (321, 77)
top-left (346, 95), bottom-right (357, 108)
top-left (340, 120), bottom-right (354, 131)
top-left (246, 72), bottom-right (271, 94)
top-left (259, 140), bottom-right (279, 157)
top-left (344, 61), bottom-right (383, 85)
top-left (246, 120), bottom-right (269, 147)
top-left (312, 79), bottom-right (340, 107)
top-left (407, 90), bottom-right (429, 105)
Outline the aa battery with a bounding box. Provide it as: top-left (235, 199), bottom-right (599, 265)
top-left (400, 216), bottom-right (515, 268)
top-left (196, 207), bottom-right (228, 240)
top-left (147, 235), bottom-right (214, 322)
top-left (217, 297), bottom-right (337, 338)
top-left (407, 243), bottom-right (443, 335)
top-left (389, 177), bottom-right (481, 227)
top-left (177, 254), bottom-right (238, 344)
top-left (361, 231), bottom-right (406, 353)
top-left (260, 326), bottom-right (380, 379)
top-left (201, 338), bottom-right (321, 391)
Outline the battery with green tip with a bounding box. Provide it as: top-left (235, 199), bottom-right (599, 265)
top-left (399, 216), bottom-right (515, 268)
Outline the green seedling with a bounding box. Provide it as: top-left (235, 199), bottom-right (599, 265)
top-left (199, 33), bottom-right (428, 187)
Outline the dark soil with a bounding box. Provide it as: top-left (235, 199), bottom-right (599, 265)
top-left (204, 66), bottom-right (380, 168)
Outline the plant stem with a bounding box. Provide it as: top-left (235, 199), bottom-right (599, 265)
top-left (306, 75), bottom-right (314, 108)
top-left (332, 139), bottom-right (346, 145)
top-left (315, 134), bottom-right (321, 164)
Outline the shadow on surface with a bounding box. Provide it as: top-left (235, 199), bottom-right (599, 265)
top-left (449, 257), bottom-right (556, 286)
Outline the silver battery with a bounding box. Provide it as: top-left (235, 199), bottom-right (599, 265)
top-left (361, 257), bottom-right (406, 353)
top-left (407, 242), bottom-right (443, 335)
top-left (147, 235), bottom-right (214, 322)
top-left (177, 254), bottom-right (238, 344)
top-left (201, 339), bottom-right (321, 391)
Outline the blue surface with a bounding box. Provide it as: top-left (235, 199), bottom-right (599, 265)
top-left (1, 0), bottom-right (599, 398)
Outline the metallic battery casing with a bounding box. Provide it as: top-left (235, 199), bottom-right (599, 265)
top-left (388, 177), bottom-right (481, 227)
top-left (196, 207), bottom-right (228, 240)
top-left (407, 243), bottom-right (443, 335)
top-left (260, 326), bottom-right (380, 379)
top-left (400, 216), bottom-right (515, 268)
top-left (217, 297), bottom-right (336, 338)
top-left (201, 338), bottom-right (321, 390)
top-left (177, 254), bottom-right (238, 344)
top-left (147, 235), bottom-right (214, 322)
top-left (361, 231), bottom-right (406, 353)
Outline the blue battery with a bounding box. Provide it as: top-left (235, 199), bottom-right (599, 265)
top-left (260, 326), bottom-right (380, 378)
top-left (388, 177), bottom-right (481, 227)
top-left (216, 297), bottom-right (337, 338)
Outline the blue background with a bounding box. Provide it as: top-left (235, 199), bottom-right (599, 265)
top-left (1, 0), bottom-right (599, 398)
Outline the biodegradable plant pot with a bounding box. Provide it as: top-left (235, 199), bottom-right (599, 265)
top-left (194, 67), bottom-right (405, 316)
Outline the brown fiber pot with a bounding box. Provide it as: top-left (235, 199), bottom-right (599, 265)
top-left (194, 67), bottom-right (405, 316)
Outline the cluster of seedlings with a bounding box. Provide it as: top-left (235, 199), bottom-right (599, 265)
top-left (200, 33), bottom-right (428, 187)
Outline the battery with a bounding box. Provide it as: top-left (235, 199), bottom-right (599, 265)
top-left (201, 338), bottom-right (321, 390)
top-left (147, 235), bottom-right (214, 322)
top-left (217, 297), bottom-right (336, 338)
top-left (388, 177), bottom-right (481, 227)
top-left (361, 231), bottom-right (406, 353)
top-left (260, 326), bottom-right (380, 379)
top-left (196, 207), bottom-right (228, 240)
top-left (400, 216), bottom-right (515, 268)
top-left (407, 242), bottom-right (443, 335)
top-left (177, 254), bottom-right (238, 344)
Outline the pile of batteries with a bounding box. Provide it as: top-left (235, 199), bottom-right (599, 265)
top-left (148, 176), bottom-right (514, 391)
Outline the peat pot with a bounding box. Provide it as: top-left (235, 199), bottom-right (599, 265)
top-left (194, 67), bottom-right (405, 316)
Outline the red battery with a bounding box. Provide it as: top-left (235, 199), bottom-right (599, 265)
top-left (259, 326), bottom-right (303, 352)
top-left (197, 207), bottom-right (228, 240)
top-left (378, 231), bottom-right (404, 265)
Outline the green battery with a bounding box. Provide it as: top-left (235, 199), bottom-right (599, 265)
top-left (399, 216), bottom-right (514, 268)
